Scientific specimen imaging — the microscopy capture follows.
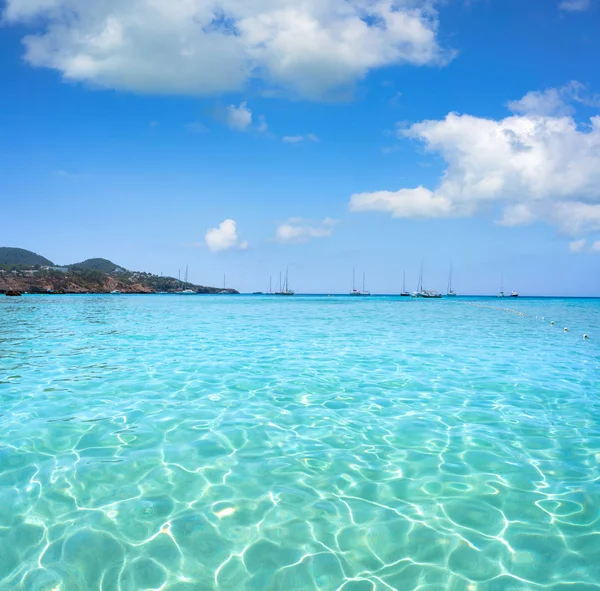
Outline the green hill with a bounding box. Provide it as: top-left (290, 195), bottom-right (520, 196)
top-left (1, 247), bottom-right (239, 294)
top-left (68, 258), bottom-right (126, 273)
top-left (0, 247), bottom-right (54, 267)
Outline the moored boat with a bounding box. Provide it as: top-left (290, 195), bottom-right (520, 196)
top-left (412, 262), bottom-right (442, 299)
top-left (400, 270), bottom-right (410, 297)
top-left (350, 269), bottom-right (370, 296)
top-left (274, 268), bottom-right (294, 296)
top-left (447, 264), bottom-right (457, 297)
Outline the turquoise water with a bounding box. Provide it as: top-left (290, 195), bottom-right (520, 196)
top-left (1, 295), bottom-right (599, 591)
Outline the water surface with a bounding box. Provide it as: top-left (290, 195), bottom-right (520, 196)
top-left (1, 295), bottom-right (599, 590)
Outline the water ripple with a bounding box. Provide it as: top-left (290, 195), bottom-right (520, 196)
top-left (0, 295), bottom-right (599, 591)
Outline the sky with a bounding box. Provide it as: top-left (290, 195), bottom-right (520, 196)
top-left (1, 0), bottom-right (600, 296)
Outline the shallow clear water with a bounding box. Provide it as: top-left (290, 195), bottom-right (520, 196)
top-left (1, 295), bottom-right (599, 591)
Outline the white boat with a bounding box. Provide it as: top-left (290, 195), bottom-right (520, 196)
top-left (511, 290), bottom-right (519, 297)
top-left (446, 264), bottom-right (457, 297)
top-left (498, 273), bottom-right (505, 298)
top-left (350, 269), bottom-right (370, 296)
top-left (177, 265), bottom-right (196, 294)
top-left (274, 268), bottom-right (294, 296)
top-left (110, 290), bottom-right (120, 294)
top-left (412, 262), bottom-right (442, 299)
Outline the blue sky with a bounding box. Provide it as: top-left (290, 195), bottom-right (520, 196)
top-left (1, 0), bottom-right (600, 295)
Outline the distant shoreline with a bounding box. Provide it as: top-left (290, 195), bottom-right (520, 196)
top-left (3, 292), bottom-right (598, 299)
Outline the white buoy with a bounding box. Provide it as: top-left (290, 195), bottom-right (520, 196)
top-left (551, 321), bottom-right (555, 326)
top-left (564, 328), bottom-right (569, 332)
top-left (584, 334), bottom-right (589, 340)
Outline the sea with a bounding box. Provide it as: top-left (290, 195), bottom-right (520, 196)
top-left (1, 294), bottom-right (599, 591)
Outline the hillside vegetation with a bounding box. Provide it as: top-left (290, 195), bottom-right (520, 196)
top-left (0, 247), bottom-right (54, 267)
top-left (68, 258), bottom-right (125, 273)
top-left (0, 247), bottom-right (238, 294)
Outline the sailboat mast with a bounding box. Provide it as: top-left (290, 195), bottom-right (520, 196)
top-left (403, 270), bottom-right (406, 293)
top-left (223, 274), bottom-right (226, 289)
top-left (279, 272), bottom-right (282, 293)
top-left (362, 272), bottom-right (366, 294)
top-left (185, 265), bottom-right (189, 284)
top-left (352, 267), bottom-right (356, 292)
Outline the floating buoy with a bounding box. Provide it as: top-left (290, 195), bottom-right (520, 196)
top-left (564, 328), bottom-right (569, 332)
top-left (584, 334), bottom-right (589, 340)
top-left (551, 321), bottom-right (555, 326)
top-left (542, 317), bottom-right (545, 321)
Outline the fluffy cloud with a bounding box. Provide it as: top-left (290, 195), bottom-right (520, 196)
top-left (216, 101), bottom-right (267, 133)
top-left (592, 241), bottom-right (600, 252)
top-left (569, 239), bottom-right (586, 254)
top-left (282, 134), bottom-right (319, 144)
top-left (508, 81), bottom-right (600, 115)
top-left (559, 0), bottom-right (592, 11)
top-left (351, 84), bottom-right (600, 235)
top-left (3, 0), bottom-right (448, 100)
top-left (225, 102), bottom-right (253, 131)
top-left (351, 186), bottom-right (453, 218)
top-left (205, 219), bottom-right (248, 252)
top-left (275, 218), bottom-right (337, 243)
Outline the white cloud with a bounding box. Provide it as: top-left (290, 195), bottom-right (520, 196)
top-left (220, 102), bottom-right (268, 133)
top-left (559, 0), bottom-right (592, 11)
top-left (569, 239), bottom-right (586, 254)
top-left (508, 81), bottom-right (600, 116)
top-left (225, 101), bottom-right (252, 131)
top-left (351, 186), bottom-right (453, 218)
top-left (257, 115), bottom-right (268, 134)
top-left (350, 84), bottom-right (600, 235)
top-left (592, 240), bottom-right (600, 252)
top-left (275, 218), bottom-right (337, 243)
top-left (282, 134), bottom-right (319, 144)
top-left (2, 0), bottom-right (449, 100)
top-left (508, 88), bottom-right (574, 117)
top-left (205, 219), bottom-right (247, 252)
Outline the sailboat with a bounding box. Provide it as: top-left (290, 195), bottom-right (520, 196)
top-left (400, 270), bottom-right (410, 297)
top-left (179, 265), bottom-right (196, 294)
top-left (446, 265), bottom-right (457, 297)
top-left (218, 274), bottom-right (229, 294)
top-left (498, 274), bottom-right (505, 298)
top-left (412, 262), bottom-right (442, 298)
top-left (350, 268), bottom-right (370, 296)
top-left (274, 268), bottom-right (294, 296)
